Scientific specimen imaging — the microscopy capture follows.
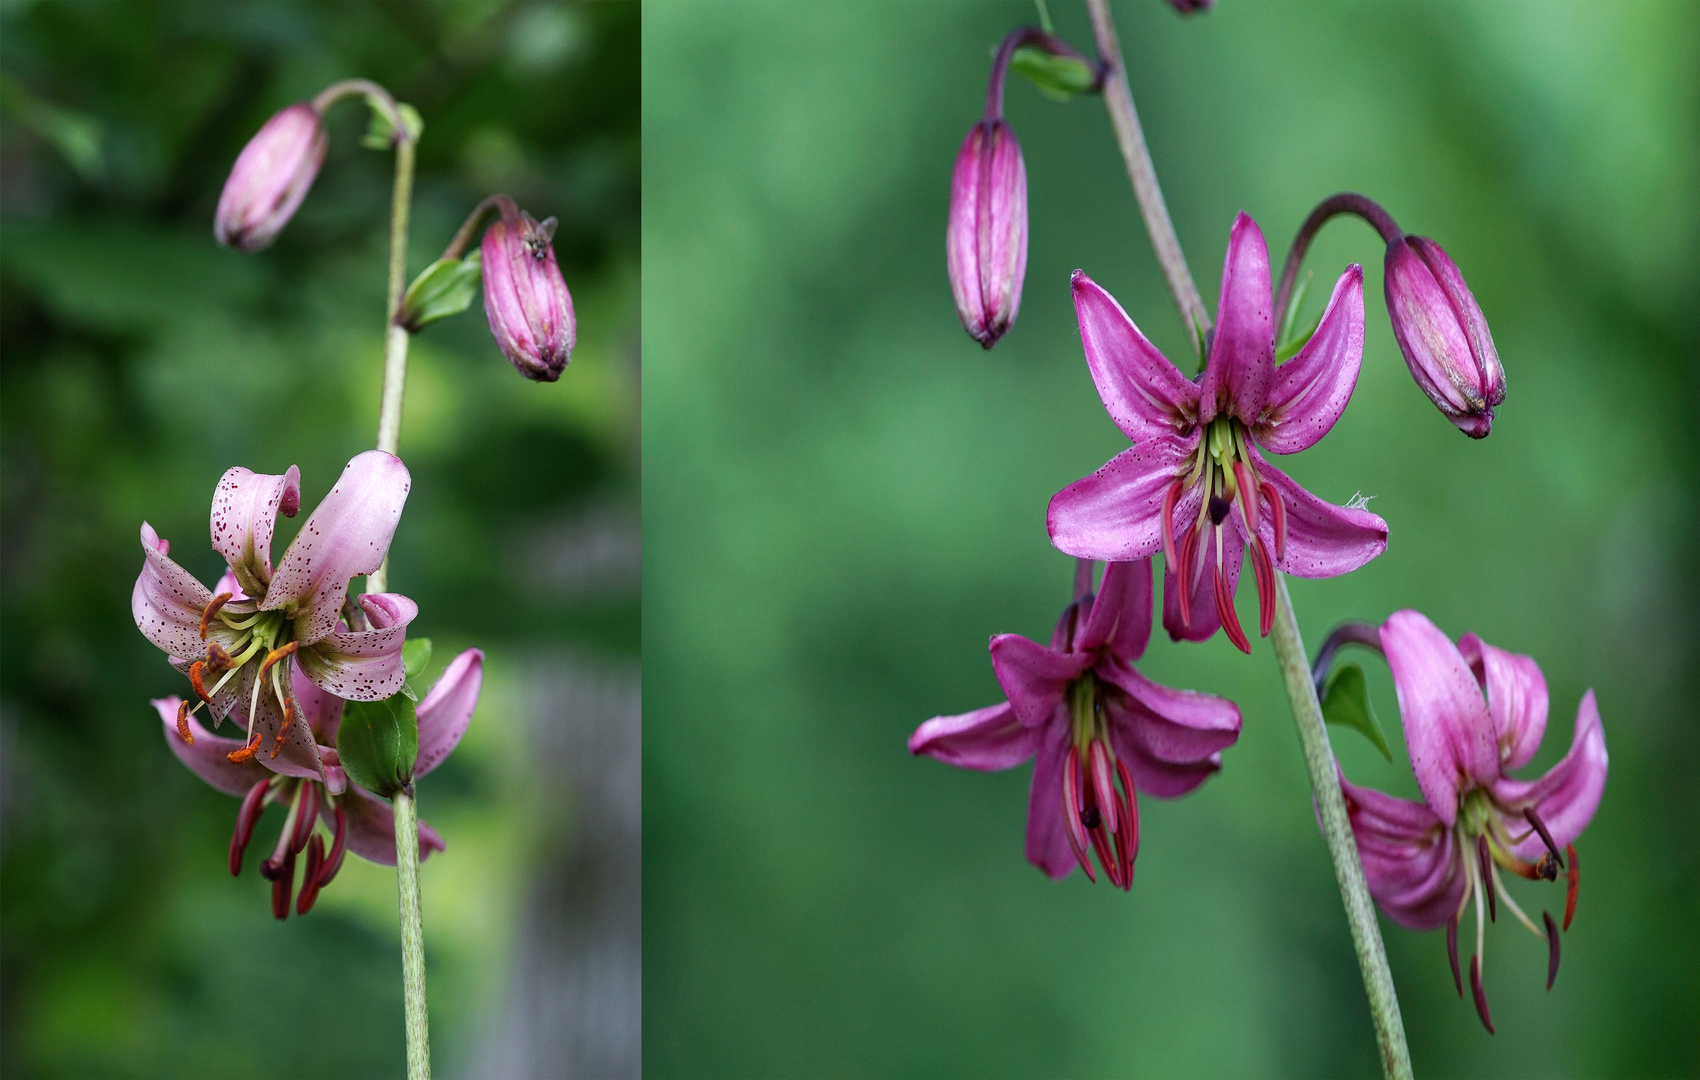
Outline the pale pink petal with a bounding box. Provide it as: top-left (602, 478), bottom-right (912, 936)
top-left (1047, 434), bottom-right (1197, 562)
top-left (989, 633), bottom-right (1090, 728)
top-left (1199, 212), bottom-right (1273, 424)
top-left (155, 697), bottom-right (272, 797)
top-left (1161, 516), bottom-right (1242, 643)
top-left (332, 785), bottom-right (446, 867)
top-left (1458, 633), bottom-right (1548, 771)
top-left (1380, 610), bottom-right (1499, 826)
top-left (1096, 659), bottom-right (1241, 765)
top-left (1340, 770), bottom-right (1466, 931)
top-left (1254, 265), bottom-right (1365, 454)
top-left (1071, 271), bottom-right (1199, 442)
top-left (909, 702), bottom-right (1039, 771)
top-left (262, 451), bottom-right (411, 645)
top-left (290, 661), bottom-right (344, 747)
top-left (209, 464), bottom-right (300, 596)
top-left (133, 523), bottom-right (216, 660)
top-left (295, 593), bottom-right (417, 702)
top-left (1494, 690), bottom-right (1607, 859)
top-left (1024, 720), bottom-right (1077, 879)
top-left (1250, 452), bottom-right (1387, 579)
top-left (415, 649), bottom-right (484, 778)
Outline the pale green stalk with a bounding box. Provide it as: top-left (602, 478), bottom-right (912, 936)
top-left (393, 786), bottom-right (431, 1080)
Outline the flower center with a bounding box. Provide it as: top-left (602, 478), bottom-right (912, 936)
top-left (1059, 676), bottom-right (1138, 890)
top-left (173, 598), bottom-right (303, 764)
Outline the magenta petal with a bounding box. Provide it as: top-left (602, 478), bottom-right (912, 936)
top-left (1339, 769), bottom-right (1466, 931)
top-left (1077, 558), bottom-right (1153, 662)
top-left (1110, 729), bottom-right (1221, 798)
top-left (989, 634), bottom-right (1089, 728)
top-left (295, 592), bottom-right (417, 702)
top-left (1381, 610), bottom-right (1498, 826)
top-left (1200, 212), bottom-right (1274, 424)
top-left (133, 523), bottom-right (216, 660)
top-left (1161, 517), bottom-right (1242, 643)
top-left (209, 464), bottom-right (300, 597)
top-left (1024, 720), bottom-right (1077, 879)
top-left (263, 451), bottom-right (411, 645)
top-left (1097, 658), bottom-right (1242, 765)
top-left (1254, 265), bottom-right (1365, 454)
top-left (1048, 435), bottom-right (1196, 562)
top-left (1071, 271), bottom-right (1199, 442)
top-left (1494, 690), bottom-right (1607, 858)
top-left (909, 702), bottom-right (1039, 771)
top-left (335, 786), bottom-right (446, 867)
top-left (1250, 452), bottom-right (1387, 579)
top-left (415, 649), bottom-right (485, 778)
top-left (155, 698), bottom-right (272, 796)
top-left (1458, 633), bottom-right (1549, 772)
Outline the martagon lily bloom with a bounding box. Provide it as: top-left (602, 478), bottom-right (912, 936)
top-left (155, 648), bottom-right (483, 918)
top-left (1047, 213), bottom-right (1388, 653)
top-left (1338, 610), bottom-right (1607, 1034)
top-left (133, 451), bottom-right (414, 779)
top-left (910, 559), bottom-right (1241, 887)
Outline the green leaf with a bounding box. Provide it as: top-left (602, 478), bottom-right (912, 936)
top-left (402, 637), bottom-right (433, 679)
top-left (1011, 46), bottom-right (1098, 102)
top-left (1321, 662), bottom-right (1392, 762)
top-left (397, 251), bottom-right (482, 332)
top-left (361, 100), bottom-right (424, 150)
top-left (336, 691), bottom-right (419, 798)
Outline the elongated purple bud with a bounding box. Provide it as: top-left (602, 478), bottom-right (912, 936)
top-left (214, 104), bottom-right (327, 252)
top-left (481, 208), bottom-right (576, 382)
top-left (1384, 236), bottom-right (1504, 438)
top-left (1167, 0), bottom-right (1214, 13)
top-left (947, 119), bottom-right (1027, 349)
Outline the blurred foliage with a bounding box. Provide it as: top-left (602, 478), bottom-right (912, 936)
top-left (643, 1), bottom-right (1698, 1077)
top-left (0, 2), bottom-right (637, 1077)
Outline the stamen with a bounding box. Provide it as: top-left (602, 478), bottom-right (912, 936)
top-left (1212, 527), bottom-right (1250, 654)
top-left (297, 835), bottom-right (325, 915)
top-left (1445, 917), bottom-right (1463, 998)
top-left (204, 641), bottom-right (234, 672)
top-left (1477, 835), bottom-right (1497, 923)
top-left (1061, 747), bottom-right (1095, 883)
top-left (199, 593), bottom-right (233, 639)
top-left (1232, 461), bottom-right (1260, 534)
top-left (1088, 741), bottom-right (1118, 836)
top-left (175, 699), bottom-right (193, 745)
top-left (1533, 853), bottom-right (1559, 881)
top-left (1469, 955), bottom-right (1495, 1035)
top-left (1563, 844), bottom-right (1578, 931)
top-left (1543, 911), bottom-right (1561, 990)
top-left (1248, 537), bottom-right (1275, 638)
top-left (317, 806), bottom-right (348, 888)
top-left (1207, 495), bottom-right (1231, 525)
top-left (1492, 864), bottom-right (1543, 939)
top-left (188, 661), bottom-right (213, 705)
top-left (1259, 480), bottom-right (1286, 562)
top-left (1160, 482), bottom-right (1184, 577)
top-left (1175, 524), bottom-right (1200, 628)
top-left (257, 639), bottom-right (299, 680)
top-left (226, 730), bottom-right (262, 763)
top-left (271, 849), bottom-right (295, 921)
top-left (290, 784), bottom-right (319, 854)
top-left (230, 778), bottom-right (269, 876)
top-left (1522, 807), bottom-right (1564, 869)
top-left (1116, 757), bottom-right (1139, 871)
top-left (269, 682), bottom-right (297, 760)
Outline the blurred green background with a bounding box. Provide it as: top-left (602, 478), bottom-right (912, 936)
top-left (643, 2), bottom-right (1697, 1076)
top-left (1, 2), bottom-right (637, 1077)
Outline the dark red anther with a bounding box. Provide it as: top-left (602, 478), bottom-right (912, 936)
top-left (290, 784), bottom-right (319, 854)
top-left (1259, 480), bottom-right (1286, 562)
top-left (1061, 747), bottom-right (1095, 883)
top-left (1175, 524), bottom-right (1200, 628)
top-left (297, 835), bottom-right (325, 915)
top-left (1232, 462), bottom-right (1259, 535)
top-left (1469, 954), bottom-right (1495, 1034)
top-left (1477, 835), bottom-right (1496, 922)
top-left (1543, 910), bottom-right (1560, 991)
top-left (1563, 844), bottom-right (1578, 931)
top-left (1522, 807), bottom-right (1564, 869)
top-left (1247, 536), bottom-right (1275, 638)
top-left (1116, 757), bottom-right (1139, 869)
top-left (317, 806), bottom-right (348, 888)
top-left (1445, 917), bottom-right (1463, 998)
top-left (1212, 542), bottom-right (1250, 654)
top-left (271, 849), bottom-right (295, 921)
top-left (230, 779), bottom-right (269, 876)
top-left (1160, 481), bottom-right (1184, 576)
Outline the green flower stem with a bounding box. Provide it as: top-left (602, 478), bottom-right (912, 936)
top-left (1082, 2), bottom-right (1412, 1073)
top-left (1271, 574), bottom-right (1413, 1080)
top-left (392, 786), bottom-right (431, 1080)
top-left (373, 134), bottom-right (416, 471)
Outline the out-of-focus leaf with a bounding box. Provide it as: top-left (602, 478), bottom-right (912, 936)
top-left (1321, 662), bottom-right (1392, 761)
top-left (1010, 46), bottom-right (1098, 102)
top-left (397, 253), bottom-right (482, 331)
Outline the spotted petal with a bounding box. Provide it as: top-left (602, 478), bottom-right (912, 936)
top-left (296, 593), bottom-right (417, 702)
top-left (1381, 610), bottom-right (1499, 826)
top-left (330, 785), bottom-right (446, 866)
top-left (227, 667), bottom-right (325, 785)
top-left (1071, 270), bottom-right (1199, 443)
top-left (1249, 451), bottom-right (1387, 579)
top-left (209, 464), bottom-right (300, 597)
top-left (1048, 434), bottom-right (1197, 562)
top-left (1493, 690), bottom-right (1607, 860)
top-left (1254, 265), bottom-right (1365, 455)
top-left (1199, 212), bottom-right (1274, 424)
top-left (133, 524), bottom-right (217, 660)
top-left (155, 697), bottom-right (272, 797)
top-left (415, 648), bottom-right (484, 778)
top-left (909, 701), bottom-right (1038, 771)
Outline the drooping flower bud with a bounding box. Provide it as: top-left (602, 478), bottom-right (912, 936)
top-left (1167, 0), bottom-right (1214, 13)
top-left (947, 119), bottom-right (1027, 349)
top-left (214, 104), bottom-right (327, 252)
top-left (1384, 236), bottom-right (1505, 438)
top-left (481, 208), bottom-right (576, 382)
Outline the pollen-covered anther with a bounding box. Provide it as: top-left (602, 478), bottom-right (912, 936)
top-left (175, 699), bottom-right (194, 745)
top-left (227, 730), bottom-right (263, 763)
top-left (268, 694), bottom-right (298, 760)
top-left (204, 641), bottom-right (234, 672)
top-left (199, 592), bottom-right (234, 639)
top-left (189, 661), bottom-right (213, 705)
top-left (257, 639), bottom-right (299, 679)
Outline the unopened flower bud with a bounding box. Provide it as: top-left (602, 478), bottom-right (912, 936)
top-left (947, 119), bottom-right (1027, 349)
top-left (481, 209), bottom-right (576, 382)
top-left (1167, 0), bottom-right (1214, 13)
top-left (214, 104), bottom-right (327, 252)
top-left (1384, 236), bottom-right (1505, 438)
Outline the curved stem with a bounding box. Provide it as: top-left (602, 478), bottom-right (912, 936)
top-left (440, 193), bottom-right (518, 262)
top-left (1273, 192), bottom-right (1403, 323)
top-left (311, 78), bottom-right (406, 135)
top-left (392, 787), bottom-right (431, 1080)
top-left (1272, 577), bottom-right (1413, 1080)
top-left (986, 27), bottom-right (1103, 120)
top-left (1311, 620), bottom-right (1385, 697)
top-left (1084, 0), bottom-right (1210, 348)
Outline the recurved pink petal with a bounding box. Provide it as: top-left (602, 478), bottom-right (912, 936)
top-left (1048, 435), bottom-right (1196, 562)
top-left (1254, 265), bottom-right (1365, 454)
top-left (1339, 769), bottom-right (1466, 931)
top-left (1458, 633), bottom-right (1548, 771)
top-left (1075, 558), bottom-right (1153, 662)
top-left (415, 649), bottom-right (484, 778)
top-left (209, 464), bottom-right (301, 597)
top-left (989, 633), bottom-right (1090, 728)
top-left (1112, 733), bottom-right (1221, 797)
top-left (1071, 271), bottom-right (1199, 442)
top-left (332, 785), bottom-right (446, 867)
top-left (1199, 213), bottom-right (1274, 424)
top-left (155, 698), bottom-right (272, 796)
top-left (1161, 517), bottom-right (1242, 643)
top-left (1381, 610), bottom-right (1499, 826)
top-left (909, 701), bottom-right (1039, 771)
top-left (1493, 690), bottom-right (1607, 859)
top-left (263, 451), bottom-right (411, 645)
top-left (1097, 659), bottom-right (1241, 765)
top-left (295, 593), bottom-right (417, 702)
top-left (1249, 453), bottom-right (1387, 579)
top-left (133, 523), bottom-right (216, 660)
top-left (1025, 720), bottom-right (1077, 879)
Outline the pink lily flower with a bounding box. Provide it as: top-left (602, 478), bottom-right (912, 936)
top-left (133, 451), bottom-right (414, 779)
top-left (1337, 610), bottom-right (1606, 1033)
top-left (1047, 213), bottom-right (1388, 653)
top-left (154, 648), bottom-right (482, 918)
top-left (910, 559), bottom-right (1241, 888)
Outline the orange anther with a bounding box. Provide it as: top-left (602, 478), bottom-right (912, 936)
top-left (258, 640), bottom-right (300, 679)
top-left (227, 730), bottom-right (263, 764)
top-left (199, 593), bottom-right (234, 639)
top-left (205, 642), bottom-right (233, 672)
top-left (189, 661), bottom-right (213, 705)
top-left (269, 695), bottom-right (297, 760)
top-left (175, 700), bottom-right (194, 745)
